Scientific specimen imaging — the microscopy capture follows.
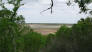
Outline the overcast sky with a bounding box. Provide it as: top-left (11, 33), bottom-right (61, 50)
top-left (17, 0), bottom-right (89, 24)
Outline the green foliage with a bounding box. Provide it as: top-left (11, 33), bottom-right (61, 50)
top-left (46, 33), bottom-right (55, 45)
top-left (73, 0), bottom-right (92, 13)
top-left (0, 0), bottom-right (26, 52)
top-left (42, 17), bottom-right (92, 52)
top-left (0, 9), bottom-right (24, 52)
top-left (22, 32), bottom-right (46, 52)
top-left (44, 26), bottom-right (72, 52)
top-left (1, 0), bottom-right (92, 52)
top-left (0, 4), bottom-right (46, 52)
top-left (40, 33), bottom-right (56, 52)
top-left (0, 0), bottom-right (47, 52)
top-left (72, 17), bottom-right (92, 52)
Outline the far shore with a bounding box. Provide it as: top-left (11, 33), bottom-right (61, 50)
top-left (27, 23), bottom-right (73, 35)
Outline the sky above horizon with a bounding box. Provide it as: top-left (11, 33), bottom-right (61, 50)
top-left (17, 0), bottom-right (89, 24)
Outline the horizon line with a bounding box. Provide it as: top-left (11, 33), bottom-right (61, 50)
top-left (26, 22), bottom-right (76, 24)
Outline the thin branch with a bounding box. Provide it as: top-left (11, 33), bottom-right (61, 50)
top-left (41, 0), bottom-right (53, 14)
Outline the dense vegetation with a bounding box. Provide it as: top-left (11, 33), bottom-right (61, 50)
top-left (0, 0), bottom-right (92, 52)
top-left (42, 17), bottom-right (92, 52)
top-left (0, 0), bottom-right (46, 52)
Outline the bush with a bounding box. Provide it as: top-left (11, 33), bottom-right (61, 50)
top-left (72, 17), bottom-right (92, 52)
top-left (16, 31), bottom-right (47, 52)
top-left (40, 33), bottom-right (56, 52)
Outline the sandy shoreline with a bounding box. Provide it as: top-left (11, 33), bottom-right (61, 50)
top-left (27, 23), bottom-right (73, 35)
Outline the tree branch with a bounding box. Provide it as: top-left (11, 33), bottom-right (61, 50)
top-left (41, 0), bottom-right (53, 14)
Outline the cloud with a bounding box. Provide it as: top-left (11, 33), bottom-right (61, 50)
top-left (22, 0), bottom-right (39, 3)
top-left (40, 0), bottom-right (51, 4)
top-left (58, 0), bottom-right (63, 1)
top-left (18, 0), bottom-right (88, 23)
